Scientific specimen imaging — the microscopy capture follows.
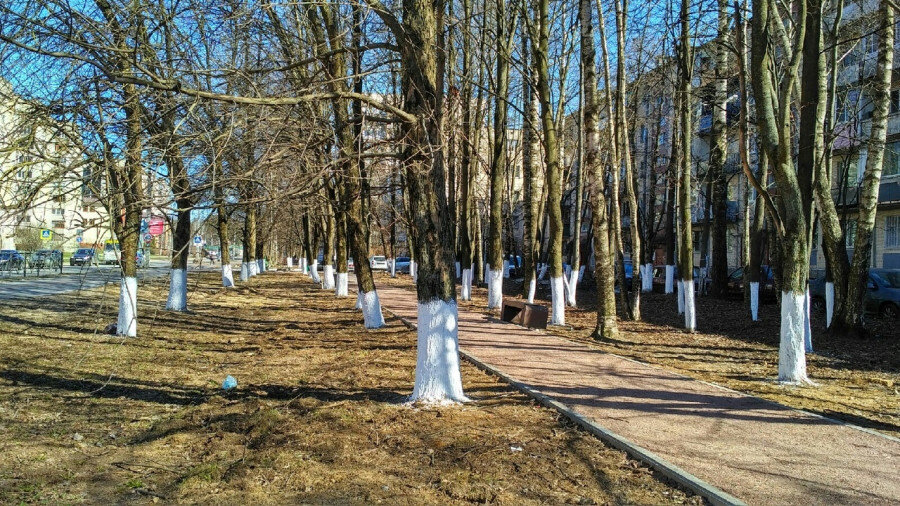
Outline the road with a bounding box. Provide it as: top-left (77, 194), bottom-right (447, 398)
top-left (0, 259), bottom-right (202, 300)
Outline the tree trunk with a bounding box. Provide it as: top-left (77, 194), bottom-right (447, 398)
top-left (708, 0), bottom-right (729, 298)
top-left (533, 0), bottom-right (565, 325)
top-left (677, 0), bottom-right (696, 331)
top-left (581, 0), bottom-right (618, 339)
top-left (841, 1), bottom-right (893, 335)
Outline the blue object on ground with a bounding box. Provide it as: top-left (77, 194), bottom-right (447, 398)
top-left (222, 375), bottom-right (237, 390)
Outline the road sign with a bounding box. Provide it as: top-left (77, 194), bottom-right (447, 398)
top-left (143, 233), bottom-right (153, 243)
top-left (40, 229), bottom-right (52, 241)
top-left (75, 236), bottom-right (82, 243)
top-left (148, 217), bottom-right (165, 235)
top-left (193, 235), bottom-right (203, 245)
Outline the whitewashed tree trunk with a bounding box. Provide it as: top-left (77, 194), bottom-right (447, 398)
top-left (677, 281), bottom-right (684, 314)
top-left (665, 265), bottom-right (675, 294)
top-left (410, 260), bottom-right (417, 282)
top-left (825, 281), bottom-right (834, 327)
top-left (750, 281), bottom-right (760, 321)
top-left (248, 260), bottom-right (258, 277)
top-left (361, 290), bottom-right (385, 329)
top-left (286, 257), bottom-right (293, 269)
top-left (222, 264), bottom-right (235, 288)
top-left (642, 263), bottom-right (654, 292)
top-left (240, 262), bottom-right (249, 282)
top-left (527, 278), bottom-right (536, 303)
top-left (410, 300), bottom-right (468, 404)
top-left (550, 276), bottom-right (565, 325)
top-left (389, 258), bottom-right (396, 277)
top-left (355, 290), bottom-right (363, 309)
top-left (323, 265), bottom-right (335, 289)
top-left (538, 263), bottom-right (548, 280)
top-left (566, 269), bottom-right (578, 306)
top-left (300, 257), bottom-right (307, 274)
top-left (682, 279), bottom-right (696, 331)
top-left (483, 264), bottom-right (490, 284)
top-left (487, 268), bottom-right (503, 309)
top-left (117, 276), bottom-right (138, 337)
top-left (309, 260), bottom-right (321, 283)
top-left (166, 268), bottom-right (188, 311)
top-left (460, 268), bottom-right (472, 300)
top-left (778, 291), bottom-right (811, 384)
top-left (257, 258), bottom-right (265, 273)
top-left (804, 288), bottom-right (813, 353)
top-left (336, 272), bottom-right (349, 297)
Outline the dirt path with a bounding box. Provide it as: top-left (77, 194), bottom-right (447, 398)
top-left (368, 281), bottom-right (900, 505)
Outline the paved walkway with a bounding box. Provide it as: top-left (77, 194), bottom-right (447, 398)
top-left (370, 282), bottom-right (900, 505)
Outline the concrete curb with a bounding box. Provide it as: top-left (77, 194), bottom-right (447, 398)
top-left (382, 306), bottom-right (746, 506)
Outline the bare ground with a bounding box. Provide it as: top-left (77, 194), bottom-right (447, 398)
top-left (377, 272), bottom-right (900, 438)
top-left (0, 272), bottom-right (699, 504)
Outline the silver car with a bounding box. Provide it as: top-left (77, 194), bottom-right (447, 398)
top-left (370, 255), bottom-right (388, 270)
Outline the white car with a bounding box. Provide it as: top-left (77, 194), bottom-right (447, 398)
top-left (103, 242), bottom-right (121, 265)
top-left (370, 255), bottom-right (388, 270)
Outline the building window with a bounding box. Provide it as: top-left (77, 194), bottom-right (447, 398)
top-left (864, 33), bottom-right (878, 55)
top-left (51, 208), bottom-right (65, 216)
top-left (52, 220), bottom-right (65, 229)
top-left (846, 220), bottom-right (858, 249)
top-left (640, 125), bottom-right (648, 144)
top-left (891, 89), bottom-right (900, 114)
top-left (886, 216), bottom-right (900, 249)
top-left (886, 142), bottom-right (900, 177)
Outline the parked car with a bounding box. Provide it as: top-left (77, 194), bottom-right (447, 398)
top-left (103, 241), bottom-right (121, 265)
top-left (506, 255), bottom-right (523, 277)
top-left (722, 265), bottom-right (776, 299)
top-left (136, 248), bottom-right (150, 268)
top-left (394, 256), bottom-right (411, 274)
top-left (0, 250), bottom-right (25, 271)
top-left (370, 255), bottom-right (388, 270)
top-left (811, 269), bottom-right (900, 319)
top-left (70, 248), bottom-right (97, 266)
top-left (29, 249), bottom-right (62, 269)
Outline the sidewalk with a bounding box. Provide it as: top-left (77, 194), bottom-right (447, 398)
top-left (370, 282), bottom-right (900, 505)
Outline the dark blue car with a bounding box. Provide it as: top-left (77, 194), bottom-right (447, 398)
top-left (810, 269), bottom-right (900, 320)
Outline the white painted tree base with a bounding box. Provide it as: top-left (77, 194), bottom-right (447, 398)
top-left (222, 264), bottom-right (235, 288)
top-left (323, 265), bottom-right (335, 290)
top-left (566, 269), bottom-right (579, 307)
top-left (677, 281), bottom-right (684, 314)
top-left (487, 269), bottom-right (503, 309)
top-left (286, 257), bottom-right (293, 269)
top-left (410, 299), bottom-right (468, 404)
top-left (804, 289), bottom-right (813, 353)
top-left (642, 264), bottom-right (653, 292)
top-left (460, 268), bottom-right (472, 301)
top-left (682, 279), bottom-right (696, 331)
top-left (665, 265), bottom-right (675, 294)
top-left (257, 258), bottom-right (265, 273)
top-left (778, 291), bottom-right (812, 384)
top-left (410, 261), bottom-right (417, 282)
top-left (335, 273), bottom-right (348, 297)
top-left (248, 260), bottom-right (259, 277)
top-left (355, 291), bottom-right (363, 309)
top-left (300, 257), bottom-right (307, 273)
top-left (166, 268), bottom-right (188, 311)
top-left (483, 264), bottom-right (490, 285)
top-left (389, 259), bottom-right (396, 278)
top-left (117, 276), bottom-right (137, 337)
top-left (550, 276), bottom-right (565, 325)
top-left (361, 290), bottom-right (386, 329)
top-left (750, 282), bottom-right (759, 321)
top-left (240, 262), bottom-right (249, 282)
top-left (309, 260), bottom-right (320, 283)
top-left (527, 278), bottom-right (536, 304)
top-left (825, 281), bottom-right (834, 328)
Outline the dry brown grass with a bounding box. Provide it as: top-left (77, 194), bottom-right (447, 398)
top-left (375, 272), bottom-right (899, 438)
top-left (0, 271), bottom-right (698, 504)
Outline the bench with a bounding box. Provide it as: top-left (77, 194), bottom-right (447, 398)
top-left (500, 299), bottom-right (549, 329)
